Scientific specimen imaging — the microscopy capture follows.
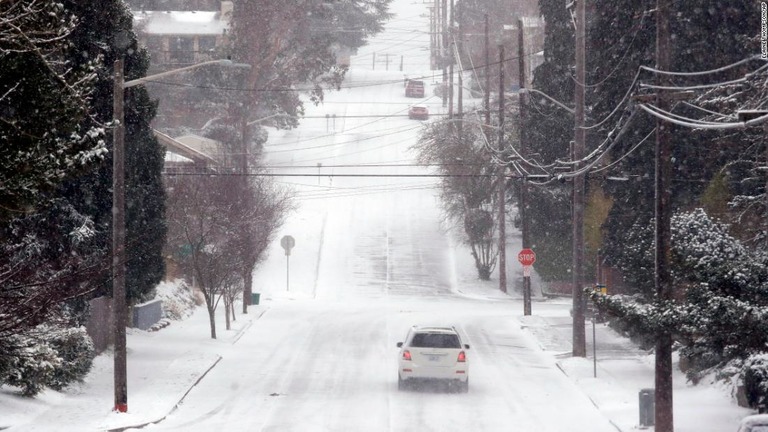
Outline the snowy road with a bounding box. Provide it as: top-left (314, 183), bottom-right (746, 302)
top-left (143, 1), bottom-right (617, 431)
top-left (149, 300), bottom-right (617, 432)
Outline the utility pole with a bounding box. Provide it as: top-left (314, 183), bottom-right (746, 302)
top-left (456, 1), bottom-right (463, 133)
top-left (655, 0), bottom-right (674, 429)
top-left (448, 0), bottom-right (455, 119)
top-left (498, 45), bottom-right (507, 294)
top-left (484, 14), bottom-right (490, 129)
top-left (442, 0), bottom-right (448, 107)
top-left (241, 104), bottom-right (251, 314)
top-left (431, 0), bottom-right (439, 70)
top-left (572, 0), bottom-right (587, 357)
top-left (518, 18), bottom-right (531, 316)
top-left (112, 59), bottom-right (128, 413)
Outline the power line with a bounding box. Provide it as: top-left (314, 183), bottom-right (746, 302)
top-left (640, 55), bottom-right (766, 77)
top-left (161, 171), bottom-right (549, 179)
top-left (638, 103), bottom-right (768, 130)
top-left (142, 50), bottom-right (544, 94)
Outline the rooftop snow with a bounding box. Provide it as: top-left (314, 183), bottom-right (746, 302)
top-left (134, 11), bottom-right (227, 36)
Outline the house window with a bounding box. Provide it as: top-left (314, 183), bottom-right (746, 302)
top-left (197, 36), bottom-right (216, 61)
top-left (169, 36), bottom-right (194, 65)
top-left (146, 36), bottom-right (166, 64)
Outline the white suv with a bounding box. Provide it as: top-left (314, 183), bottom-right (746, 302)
top-left (396, 326), bottom-right (470, 392)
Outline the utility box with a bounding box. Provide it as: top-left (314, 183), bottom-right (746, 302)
top-left (132, 299), bottom-right (162, 330)
top-left (251, 293), bottom-right (260, 306)
top-left (639, 388), bottom-right (655, 427)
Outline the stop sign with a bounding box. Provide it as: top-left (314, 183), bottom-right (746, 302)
top-left (518, 248), bottom-right (536, 266)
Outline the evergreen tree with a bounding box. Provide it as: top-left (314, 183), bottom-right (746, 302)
top-left (592, 209), bottom-right (768, 388)
top-left (522, 0), bottom-right (575, 282)
top-left (586, 1), bottom-right (759, 295)
top-left (0, 0), bottom-right (106, 224)
top-left (61, 0), bottom-right (167, 302)
top-left (586, 0), bottom-right (656, 294)
top-left (0, 0), bottom-right (106, 356)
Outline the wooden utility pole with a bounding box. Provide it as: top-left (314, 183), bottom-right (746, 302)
top-left (448, 0), bottom-right (455, 119)
top-left (241, 106), bottom-right (251, 314)
top-left (112, 59), bottom-right (128, 413)
top-left (498, 45), bottom-right (507, 293)
top-left (484, 14), bottom-right (490, 129)
top-left (456, 1), bottom-right (463, 133)
top-left (572, 0), bottom-right (587, 357)
top-left (518, 18), bottom-right (531, 316)
top-left (654, 0), bottom-right (674, 429)
top-left (442, 0), bottom-right (448, 107)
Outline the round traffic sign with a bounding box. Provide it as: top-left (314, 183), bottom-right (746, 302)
top-left (517, 248), bottom-right (536, 266)
top-left (281, 235), bottom-right (295, 255)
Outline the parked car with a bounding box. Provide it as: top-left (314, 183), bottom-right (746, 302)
top-left (396, 325), bottom-right (469, 392)
top-left (405, 79), bottom-right (425, 98)
top-left (408, 105), bottom-right (429, 120)
top-left (738, 414), bottom-right (768, 432)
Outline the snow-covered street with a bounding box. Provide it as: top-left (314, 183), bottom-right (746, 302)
top-left (0, 1), bottom-right (757, 431)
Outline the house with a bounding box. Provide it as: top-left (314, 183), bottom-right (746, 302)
top-left (133, 1), bottom-right (233, 72)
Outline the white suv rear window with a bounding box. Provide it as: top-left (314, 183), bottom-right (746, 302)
top-left (410, 333), bottom-right (461, 349)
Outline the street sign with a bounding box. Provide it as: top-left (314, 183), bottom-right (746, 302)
top-left (517, 248), bottom-right (536, 266)
top-left (280, 235), bottom-right (295, 291)
top-left (281, 235), bottom-right (295, 256)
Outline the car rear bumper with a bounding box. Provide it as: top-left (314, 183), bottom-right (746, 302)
top-left (399, 364), bottom-right (468, 381)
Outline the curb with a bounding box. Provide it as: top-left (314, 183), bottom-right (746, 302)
top-left (555, 361), bottom-right (625, 432)
top-left (106, 355), bottom-right (222, 432)
top-left (231, 307), bottom-right (268, 345)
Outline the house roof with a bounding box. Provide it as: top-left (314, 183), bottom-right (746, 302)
top-left (154, 130), bottom-right (219, 166)
top-left (134, 10), bottom-right (228, 36)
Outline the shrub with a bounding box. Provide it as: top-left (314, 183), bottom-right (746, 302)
top-left (742, 354), bottom-right (768, 410)
top-left (46, 326), bottom-right (94, 391)
top-left (1, 338), bottom-right (61, 397)
top-left (0, 326), bottom-right (94, 396)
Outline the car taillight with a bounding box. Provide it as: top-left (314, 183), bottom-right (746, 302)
top-left (402, 350), bottom-right (412, 361)
top-left (457, 351), bottom-right (466, 362)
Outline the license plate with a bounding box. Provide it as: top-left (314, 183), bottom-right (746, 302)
top-left (428, 355), bottom-right (440, 362)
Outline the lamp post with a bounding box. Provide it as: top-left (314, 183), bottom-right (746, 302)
top-left (112, 58), bottom-right (249, 413)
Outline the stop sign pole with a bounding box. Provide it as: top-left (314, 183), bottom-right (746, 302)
top-left (281, 235), bottom-right (295, 291)
top-left (517, 248), bottom-right (535, 315)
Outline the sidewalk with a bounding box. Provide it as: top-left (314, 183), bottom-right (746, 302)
top-left (517, 298), bottom-right (752, 432)
top-left (0, 304), bottom-right (267, 432)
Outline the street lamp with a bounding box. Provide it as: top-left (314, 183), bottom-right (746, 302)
top-left (112, 58), bottom-right (249, 413)
top-left (247, 112), bottom-right (296, 126)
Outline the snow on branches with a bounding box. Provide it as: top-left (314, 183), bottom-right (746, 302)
top-left (590, 208), bottom-right (768, 392)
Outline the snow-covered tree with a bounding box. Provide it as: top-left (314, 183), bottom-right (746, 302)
top-left (520, 0), bottom-right (576, 283)
top-left (587, 0), bottom-right (759, 285)
top-left (0, 324), bottom-right (94, 397)
top-left (0, 0), bottom-right (106, 223)
top-left (413, 120), bottom-right (505, 280)
top-left (591, 209), bottom-right (768, 394)
top-left (59, 0), bottom-right (167, 303)
top-left (0, 0), bottom-right (108, 393)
